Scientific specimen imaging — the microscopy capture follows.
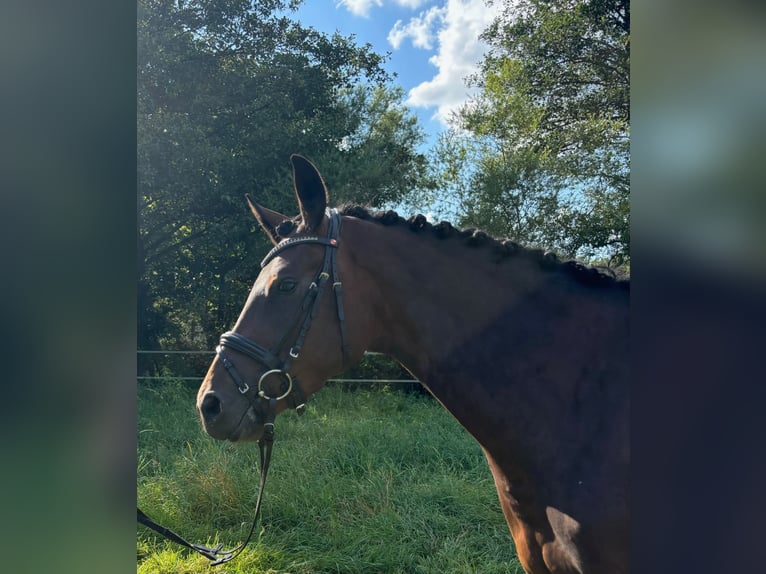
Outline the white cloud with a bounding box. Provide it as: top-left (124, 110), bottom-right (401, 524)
top-left (336, 0), bottom-right (383, 18)
top-left (401, 0), bottom-right (501, 126)
top-left (335, 0), bottom-right (502, 127)
top-left (337, 0), bottom-right (430, 19)
top-left (388, 6), bottom-right (445, 50)
top-left (395, 0), bottom-right (429, 8)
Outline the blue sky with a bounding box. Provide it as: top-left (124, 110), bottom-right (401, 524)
top-left (294, 0), bottom-right (501, 148)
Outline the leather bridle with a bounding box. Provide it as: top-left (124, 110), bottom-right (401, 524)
top-left (216, 207), bottom-right (349, 418)
top-left (138, 208), bottom-right (349, 565)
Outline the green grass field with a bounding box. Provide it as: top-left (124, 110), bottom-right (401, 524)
top-left (138, 381), bottom-right (522, 573)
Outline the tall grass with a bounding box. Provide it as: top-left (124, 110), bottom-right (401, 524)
top-left (138, 381), bottom-right (522, 573)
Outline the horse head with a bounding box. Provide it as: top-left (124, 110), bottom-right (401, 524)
top-left (196, 155), bottom-right (372, 441)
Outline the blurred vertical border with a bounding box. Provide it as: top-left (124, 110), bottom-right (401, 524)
top-left (0, 1), bottom-right (136, 573)
top-left (633, 1), bottom-right (766, 573)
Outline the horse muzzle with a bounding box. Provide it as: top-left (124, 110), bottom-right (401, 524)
top-left (197, 388), bottom-right (265, 442)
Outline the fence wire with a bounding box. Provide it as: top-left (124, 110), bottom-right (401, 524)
top-left (137, 350), bottom-right (420, 385)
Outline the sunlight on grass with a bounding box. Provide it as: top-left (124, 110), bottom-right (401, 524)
top-left (138, 381), bottom-right (521, 573)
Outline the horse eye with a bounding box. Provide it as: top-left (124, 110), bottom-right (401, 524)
top-left (276, 220), bottom-right (296, 237)
top-left (278, 278), bottom-right (297, 293)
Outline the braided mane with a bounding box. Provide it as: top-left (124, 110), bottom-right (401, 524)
top-left (338, 204), bottom-right (629, 290)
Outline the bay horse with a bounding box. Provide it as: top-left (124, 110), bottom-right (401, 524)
top-left (197, 155), bottom-right (629, 574)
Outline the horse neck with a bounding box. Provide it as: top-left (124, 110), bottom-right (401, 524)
top-left (345, 218), bottom-right (554, 374)
top-left (344, 216), bottom-right (628, 454)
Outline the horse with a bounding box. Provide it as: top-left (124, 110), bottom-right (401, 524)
top-left (196, 155), bottom-right (629, 574)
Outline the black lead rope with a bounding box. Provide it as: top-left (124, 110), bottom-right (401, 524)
top-left (137, 508), bottom-right (227, 562)
top-left (138, 400), bottom-right (277, 566)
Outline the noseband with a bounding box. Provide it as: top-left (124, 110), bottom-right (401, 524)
top-left (138, 208), bottom-right (350, 565)
top-left (216, 207), bottom-right (349, 416)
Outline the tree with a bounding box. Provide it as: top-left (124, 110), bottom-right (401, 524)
top-left (311, 85), bottom-right (434, 206)
top-left (138, 0), bottom-right (433, 361)
top-left (436, 0), bottom-right (629, 264)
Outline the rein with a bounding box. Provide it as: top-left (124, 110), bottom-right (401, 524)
top-left (138, 208), bottom-right (348, 565)
top-left (138, 405), bottom-right (274, 566)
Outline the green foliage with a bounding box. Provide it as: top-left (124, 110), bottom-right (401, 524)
top-left (435, 0), bottom-right (629, 264)
top-left (138, 0), bottom-right (434, 354)
top-left (315, 85), bottom-right (436, 207)
top-left (137, 382), bottom-right (521, 573)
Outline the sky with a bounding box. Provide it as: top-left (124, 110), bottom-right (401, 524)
top-left (294, 0), bottom-right (502, 149)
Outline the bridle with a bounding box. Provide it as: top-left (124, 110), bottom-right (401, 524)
top-left (138, 208), bottom-right (349, 565)
top-left (216, 207), bottom-right (349, 417)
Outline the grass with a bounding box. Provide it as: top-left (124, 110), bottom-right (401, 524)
top-left (138, 381), bottom-right (523, 573)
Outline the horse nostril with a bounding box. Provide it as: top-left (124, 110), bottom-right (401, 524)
top-left (200, 393), bottom-right (222, 422)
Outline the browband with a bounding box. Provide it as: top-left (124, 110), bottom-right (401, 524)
top-left (261, 235), bottom-right (338, 268)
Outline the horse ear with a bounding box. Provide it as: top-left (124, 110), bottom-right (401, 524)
top-left (291, 154), bottom-right (328, 232)
top-left (246, 194), bottom-right (287, 246)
